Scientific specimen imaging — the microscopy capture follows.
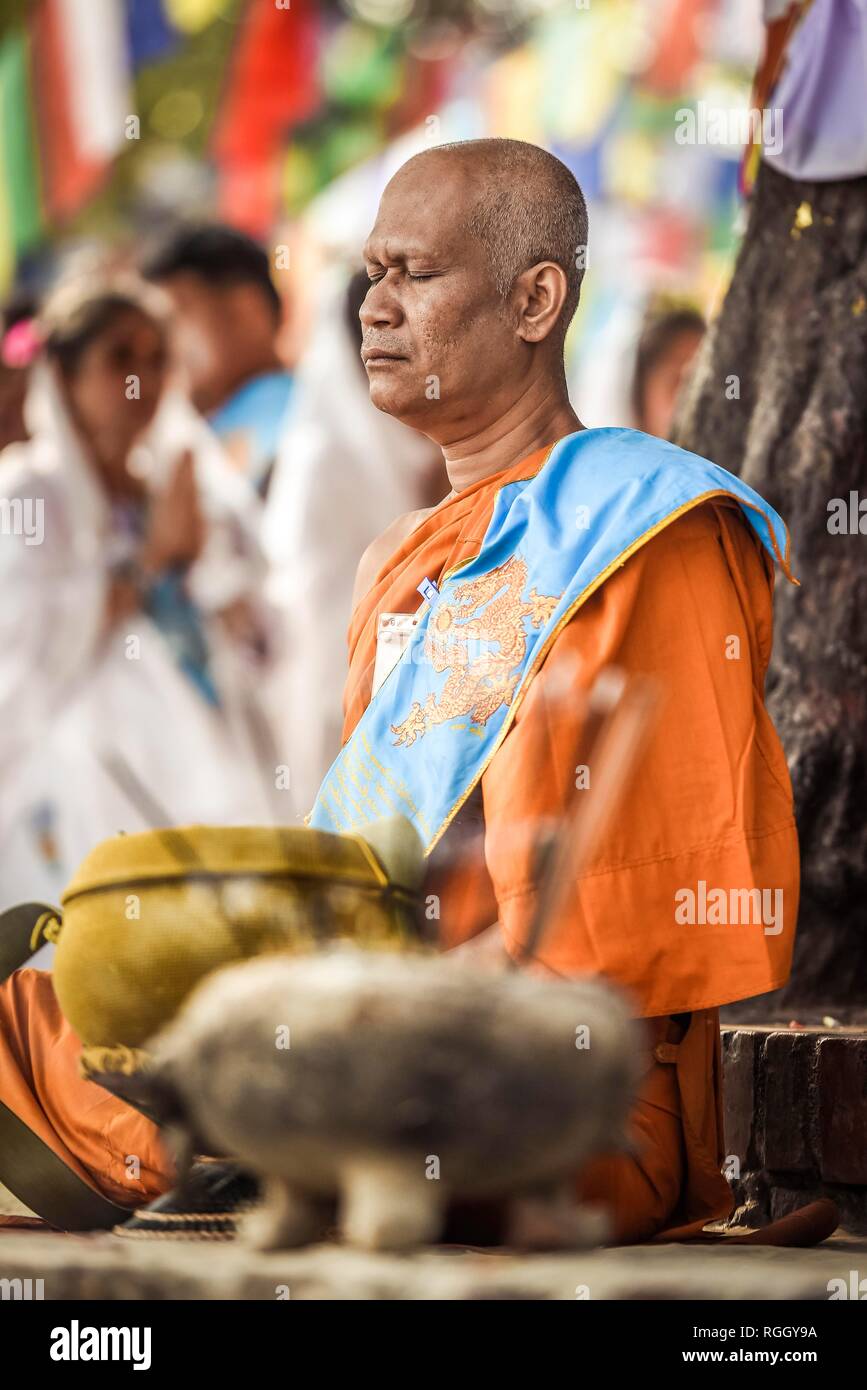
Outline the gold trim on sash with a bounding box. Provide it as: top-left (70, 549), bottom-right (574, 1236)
top-left (426, 487), bottom-right (796, 854)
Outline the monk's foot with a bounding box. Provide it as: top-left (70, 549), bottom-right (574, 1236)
top-left (507, 1191), bottom-right (611, 1251)
top-left (241, 1177), bottom-right (329, 1251)
top-left (338, 1158), bottom-right (445, 1251)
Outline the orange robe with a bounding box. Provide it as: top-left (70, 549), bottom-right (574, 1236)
top-left (0, 443), bottom-right (798, 1241)
top-left (0, 967), bottom-right (170, 1210)
top-left (344, 443), bottom-right (799, 1239)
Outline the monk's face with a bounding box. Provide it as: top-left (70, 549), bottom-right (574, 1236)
top-left (361, 158), bottom-right (522, 438)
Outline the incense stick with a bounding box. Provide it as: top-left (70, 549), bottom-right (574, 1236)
top-left (514, 668), bottom-right (657, 967)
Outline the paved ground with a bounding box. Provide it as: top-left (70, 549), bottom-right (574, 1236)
top-left (1, 1228), bottom-right (865, 1300)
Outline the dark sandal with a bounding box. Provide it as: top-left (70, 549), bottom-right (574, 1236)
top-left (114, 1162), bottom-right (259, 1241)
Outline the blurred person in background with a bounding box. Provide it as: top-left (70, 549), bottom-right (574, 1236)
top-left (0, 293), bottom-right (41, 454)
top-left (0, 274), bottom-right (280, 911)
top-left (261, 268), bottom-right (445, 815)
top-left (143, 224), bottom-right (292, 498)
top-left (630, 304), bottom-right (705, 441)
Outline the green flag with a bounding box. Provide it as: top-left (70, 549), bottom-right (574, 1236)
top-left (0, 26), bottom-right (42, 289)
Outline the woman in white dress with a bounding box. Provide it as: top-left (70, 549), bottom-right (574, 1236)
top-left (0, 275), bottom-right (282, 915)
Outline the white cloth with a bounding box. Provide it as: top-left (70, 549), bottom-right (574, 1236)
top-left (0, 363), bottom-right (281, 912)
top-left (261, 280), bottom-right (439, 816)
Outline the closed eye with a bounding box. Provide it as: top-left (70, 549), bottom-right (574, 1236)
top-left (366, 269), bottom-right (439, 284)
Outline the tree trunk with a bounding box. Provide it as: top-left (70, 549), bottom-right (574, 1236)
top-left (673, 159), bottom-right (867, 1021)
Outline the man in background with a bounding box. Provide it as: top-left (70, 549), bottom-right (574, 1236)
top-left (143, 224), bottom-right (292, 497)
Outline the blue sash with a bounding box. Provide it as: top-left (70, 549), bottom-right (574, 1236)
top-left (309, 429), bottom-right (794, 852)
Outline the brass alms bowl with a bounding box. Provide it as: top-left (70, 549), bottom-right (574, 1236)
top-left (51, 816), bottom-right (427, 1060)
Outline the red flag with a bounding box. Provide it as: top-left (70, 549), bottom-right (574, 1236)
top-left (212, 0), bottom-right (321, 233)
top-left (644, 0), bottom-right (714, 95)
top-left (30, 0), bottom-right (132, 222)
top-left (31, 0), bottom-right (104, 219)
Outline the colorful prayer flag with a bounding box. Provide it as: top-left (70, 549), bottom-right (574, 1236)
top-left (55, 0), bottom-right (133, 162)
top-left (30, 0), bottom-right (133, 220)
top-left (0, 28), bottom-right (43, 269)
top-left (164, 0), bottom-right (232, 34)
top-left (126, 0), bottom-right (180, 68)
top-left (213, 0), bottom-right (320, 232)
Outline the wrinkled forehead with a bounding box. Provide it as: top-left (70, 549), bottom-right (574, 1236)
top-left (363, 157), bottom-right (480, 265)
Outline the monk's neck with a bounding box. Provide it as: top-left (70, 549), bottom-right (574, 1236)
top-left (441, 386), bottom-right (583, 493)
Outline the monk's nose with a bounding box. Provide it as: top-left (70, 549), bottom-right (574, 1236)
top-left (359, 276), bottom-right (402, 331)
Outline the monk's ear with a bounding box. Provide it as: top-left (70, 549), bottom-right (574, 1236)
top-left (514, 261), bottom-right (569, 344)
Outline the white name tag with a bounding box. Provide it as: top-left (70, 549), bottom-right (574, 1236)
top-left (372, 612), bottom-right (420, 695)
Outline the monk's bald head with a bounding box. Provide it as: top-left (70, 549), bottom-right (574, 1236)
top-left (396, 139), bottom-right (588, 336)
top-left (360, 139), bottom-right (588, 437)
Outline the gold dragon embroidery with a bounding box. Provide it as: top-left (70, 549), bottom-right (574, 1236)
top-left (391, 556), bottom-right (560, 747)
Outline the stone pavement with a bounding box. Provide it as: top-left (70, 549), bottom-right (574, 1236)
top-left (1, 1229), bottom-right (866, 1300)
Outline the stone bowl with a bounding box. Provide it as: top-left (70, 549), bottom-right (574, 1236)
top-left (137, 946), bottom-right (642, 1251)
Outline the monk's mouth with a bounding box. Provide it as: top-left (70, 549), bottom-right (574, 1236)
top-left (362, 350), bottom-right (408, 368)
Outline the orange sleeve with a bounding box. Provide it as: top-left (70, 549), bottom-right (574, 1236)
top-left (481, 500), bottom-right (799, 1016)
top-left (0, 969), bottom-right (172, 1207)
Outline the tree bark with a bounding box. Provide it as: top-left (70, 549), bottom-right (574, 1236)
top-left (673, 159), bottom-right (867, 1021)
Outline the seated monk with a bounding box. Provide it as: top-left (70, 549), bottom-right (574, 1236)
top-left (0, 138), bottom-right (799, 1244)
top-left (310, 138), bottom-right (798, 1243)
